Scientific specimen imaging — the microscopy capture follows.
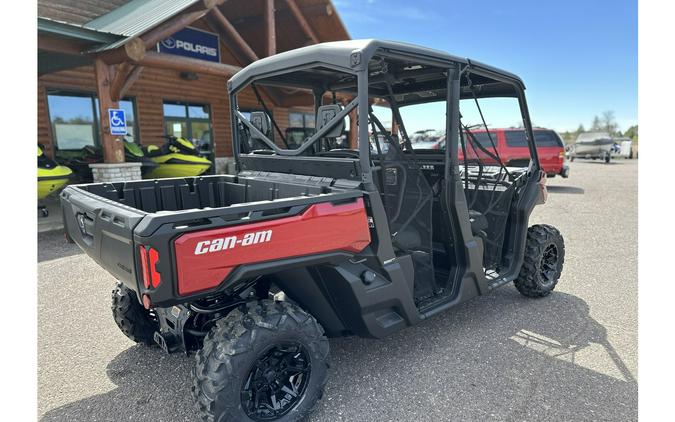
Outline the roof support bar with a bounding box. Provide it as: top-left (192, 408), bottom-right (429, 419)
top-left (137, 51), bottom-right (241, 77)
top-left (110, 62), bottom-right (133, 101)
top-left (207, 8), bottom-right (259, 63)
top-left (283, 0), bottom-right (319, 44)
top-left (111, 64), bottom-right (144, 101)
top-left (265, 0), bottom-right (276, 56)
top-left (205, 8), bottom-right (288, 107)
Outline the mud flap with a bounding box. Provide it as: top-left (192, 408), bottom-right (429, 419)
top-left (154, 305), bottom-right (190, 354)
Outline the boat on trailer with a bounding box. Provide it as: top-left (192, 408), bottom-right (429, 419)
top-left (570, 132), bottom-right (615, 163)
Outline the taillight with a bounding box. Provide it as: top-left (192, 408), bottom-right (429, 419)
top-left (138, 246), bottom-right (161, 289)
top-left (148, 247), bottom-right (161, 288)
top-left (138, 245), bottom-right (150, 289)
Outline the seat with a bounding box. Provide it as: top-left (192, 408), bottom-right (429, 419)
top-left (393, 226), bottom-right (422, 250)
top-left (468, 210), bottom-right (488, 237)
top-left (316, 104), bottom-right (345, 137)
top-left (314, 104), bottom-right (347, 151)
top-left (249, 111), bottom-right (271, 139)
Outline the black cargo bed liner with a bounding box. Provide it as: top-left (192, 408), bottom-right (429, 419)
top-left (77, 173), bottom-right (337, 214)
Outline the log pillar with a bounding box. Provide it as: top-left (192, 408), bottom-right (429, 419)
top-left (94, 59), bottom-right (125, 163)
top-left (265, 0), bottom-right (276, 56)
top-left (348, 108), bottom-right (358, 149)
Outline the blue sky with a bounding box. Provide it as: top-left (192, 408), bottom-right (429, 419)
top-left (333, 0), bottom-right (637, 133)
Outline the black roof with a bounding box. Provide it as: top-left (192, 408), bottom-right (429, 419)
top-left (229, 39), bottom-right (526, 95)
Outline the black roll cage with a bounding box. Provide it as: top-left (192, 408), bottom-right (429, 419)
top-left (223, 42), bottom-right (546, 317)
top-left (228, 45), bottom-right (541, 191)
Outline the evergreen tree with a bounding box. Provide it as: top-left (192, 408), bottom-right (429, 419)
top-left (601, 110), bottom-right (618, 135)
top-left (591, 116), bottom-right (602, 131)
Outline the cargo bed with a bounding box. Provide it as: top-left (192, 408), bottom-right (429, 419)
top-left (61, 171), bottom-right (364, 304)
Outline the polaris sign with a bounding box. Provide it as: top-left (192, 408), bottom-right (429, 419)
top-left (158, 27), bottom-right (220, 63)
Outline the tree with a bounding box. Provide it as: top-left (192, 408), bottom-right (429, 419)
top-left (591, 115), bottom-right (602, 131)
top-left (601, 110), bottom-right (619, 135)
top-left (624, 125), bottom-right (638, 142)
top-left (560, 131), bottom-right (572, 142)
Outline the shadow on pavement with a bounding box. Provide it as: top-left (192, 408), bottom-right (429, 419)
top-left (41, 289), bottom-right (637, 422)
top-left (547, 185), bottom-right (585, 195)
top-left (38, 230), bottom-right (82, 263)
top-left (573, 160), bottom-right (622, 165)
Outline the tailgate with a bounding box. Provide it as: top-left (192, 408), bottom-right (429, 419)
top-left (61, 186), bottom-right (146, 285)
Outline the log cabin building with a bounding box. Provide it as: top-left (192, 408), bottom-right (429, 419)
top-left (38, 0), bottom-right (351, 179)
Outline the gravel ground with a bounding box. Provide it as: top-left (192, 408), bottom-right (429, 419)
top-left (38, 159), bottom-right (638, 421)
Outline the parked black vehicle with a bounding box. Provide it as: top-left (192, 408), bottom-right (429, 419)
top-left (61, 40), bottom-right (565, 422)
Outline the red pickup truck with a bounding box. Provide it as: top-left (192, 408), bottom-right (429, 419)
top-left (460, 128), bottom-right (569, 178)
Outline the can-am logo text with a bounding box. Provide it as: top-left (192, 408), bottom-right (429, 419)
top-left (194, 230), bottom-right (272, 255)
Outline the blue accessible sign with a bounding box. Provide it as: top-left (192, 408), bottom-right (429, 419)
top-left (108, 109), bottom-right (127, 136)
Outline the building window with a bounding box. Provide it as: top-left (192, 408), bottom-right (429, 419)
top-left (289, 111), bottom-right (315, 129)
top-left (47, 91), bottom-right (138, 152)
top-left (163, 101), bottom-right (212, 147)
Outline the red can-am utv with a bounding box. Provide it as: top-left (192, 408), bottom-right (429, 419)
top-left (61, 40), bottom-right (565, 422)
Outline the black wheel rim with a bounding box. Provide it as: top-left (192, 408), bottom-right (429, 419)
top-left (241, 342), bottom-right (311, 421)
top-left (540, 244), bottom-right (559, 286)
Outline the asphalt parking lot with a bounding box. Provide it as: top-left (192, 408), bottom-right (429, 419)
top-left (38, 159), bottom-right (638, 421)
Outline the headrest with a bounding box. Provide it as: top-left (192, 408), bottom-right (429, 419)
top-left (316, 104), bottom-right (344, 138)
top-left (249, 111), bottom-right (270, 140)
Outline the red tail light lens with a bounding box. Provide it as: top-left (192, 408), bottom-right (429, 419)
top-left (138, 246), bottom-right (161, 289)
top-left (138, 245), bottom-right (150, 289)
top-left (148, 247), bottom-right (161, 288)
top-left (142, 294), bottom-right (152, 310)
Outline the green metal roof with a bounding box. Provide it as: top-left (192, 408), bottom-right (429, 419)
top-left (38, 17), bottom-right (123, 75)
top-left (39, 0), bottom-right (202, 53)
top-left (84, 0), bottom-right (200, 52)
top-left (38, 0), bottom-right (207, 75)
top-left (37, 17), bottom-right (121, 44)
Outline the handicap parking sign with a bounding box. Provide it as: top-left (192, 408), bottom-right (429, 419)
top-left (108, 109), bottom-right (127, 136)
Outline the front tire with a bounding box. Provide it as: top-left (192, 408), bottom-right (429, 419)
top-left (111, 282), bottom-right (158, 345)
top-left (192, 300), bottom-right (329, 422)
top-left (514, 225), bottom-right (565, 298)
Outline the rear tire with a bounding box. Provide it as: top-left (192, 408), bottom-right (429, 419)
top-left (514, 225), bottom-right (565, 298)
top-left (192, 300), bottom-right (329, 422)
top-left (111, 282), bottom-right (158, 345)
top-left (604, 154), bottom-right (611, 163)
